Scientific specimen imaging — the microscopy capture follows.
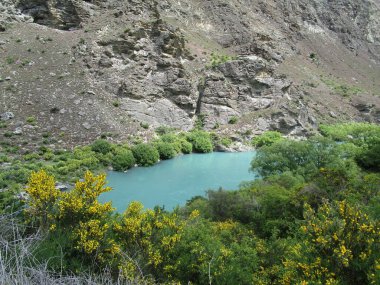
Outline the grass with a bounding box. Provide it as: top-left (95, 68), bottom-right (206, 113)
top-left (26, 116), bottom-right (36, 125)
top-left (208, 52), bottom-right (236, 68)
top-left (228, 116), bottom-right (238, 124)
top-left (321, 77), bottom-right (362, 97)
top-left (0, 214), bottom-right (134, 285)
top-left (6, 57), bottom-right (15, 64)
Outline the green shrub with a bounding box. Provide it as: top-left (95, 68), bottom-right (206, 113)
top-left (252, 131), bottom-right (283, 147)
top-left (228, 116), bottom-right (238, 124)
top-left (321, 77), bottom-right (362, 97)
top-left (180, 140), bottom-right (193, 154)
top-left (26, 116), bottom-right (36, 124)
top-left (6, 57), bottom-right (15, 64)
top-left (357, 140), bottom-right (380, 171)
top-left (23, 153), bottom-right (40, 161)
top-left (112, 150), bottom-right (136, 171)
top-left (195, 114), bottom-right (206, 129)
top-left (159, 134), bottom-right (182, 153)
top-left (251, 137), bottom-right (359, 183)
top-left (4, 132), bottom-right (13, 138)
top-left (155, 142), bottom-right (177, 160)
top-left (43, 152), bottom-right (54, 161)
top-left (140, 122), bottom-right (149, 129)
top-left (91, 140), bottom-right (113, 155)
top-left (209, 53), bottom-right (236, 68)
top-left (186, 131), bottom-right (213, 153)
top-left (320, 123), bottom-right (380, 147)
top-left (132, 144), bottom-right (159, 166)
top-left (220, 137), bottom-right (233, 147)
top-left (155, 126), bottom-right (176, 135)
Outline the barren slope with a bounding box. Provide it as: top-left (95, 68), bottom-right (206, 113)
top-left (0, 0), bottom-right (379, 148)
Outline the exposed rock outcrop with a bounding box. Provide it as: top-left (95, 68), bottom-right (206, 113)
top-left (16, 0), bottom-right (95, 30)
top-left (0, 0), bottom-right (379, 147)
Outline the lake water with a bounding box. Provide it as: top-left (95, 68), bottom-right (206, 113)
top-left (100, 151), bottom-right (257, 212)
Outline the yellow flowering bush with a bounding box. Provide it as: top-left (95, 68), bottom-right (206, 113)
top-left (114, 201), bottom-right (187, 278)
top-left (26, 170), bottom-right (61, 228)
top-left (58, 171), bottom-right (113, 224)
top-left (283, 201), bottom-right (380, 284)
top-left (26, 170), bottom-right (118, 265)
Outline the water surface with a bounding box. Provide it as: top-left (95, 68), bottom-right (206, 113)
top-left (101, 151), bottom-right (257, 212)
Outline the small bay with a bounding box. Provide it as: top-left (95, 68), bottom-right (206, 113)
top-left (100, 151), bottom-right (257, 212)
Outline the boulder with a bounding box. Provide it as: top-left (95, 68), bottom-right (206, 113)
top-left (0, 112), bottom-right (15, 121)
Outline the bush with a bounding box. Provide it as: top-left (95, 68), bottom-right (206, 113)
top-left (186, 131), bottom-right (213, 153)
top-left (26, 116), bottom-right (36, 124)
top-left (209, 53), bottom-right (236, 68)
top-left (357, 139), bottom-right (380, 171)
top-left (111, 150), bottom-right (135, 171)
top-left (228, 116), bottom-right (238, 124)
top-left (155, 126), bottom-right (176, 135)
top-left (155, 142), bottom-right (177, 160)
top-left (251, 137), bottom-right (357, 181)
top-left (320, 123), bottom-right (380, 147)
top-left (132, 144), bottom-right (159, 166)
top-left (220, 137), bottom-right (233, 147)
top-left (160, 134), bottom-right (182, 153)
top-left (91, 140), bottom-right (112, 155)
top-left (252, 131), bottom-right (283, 147)
top-left (180, 140), bottom-right (193, 154)
top-left (140, 122), bottom-right (149, 129)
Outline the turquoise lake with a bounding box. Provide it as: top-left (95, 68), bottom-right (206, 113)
top-left (100, 151), bottom-right (257, 212)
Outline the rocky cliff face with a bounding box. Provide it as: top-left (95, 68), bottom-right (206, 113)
top-left (0, 0), bottom-right (379, 147)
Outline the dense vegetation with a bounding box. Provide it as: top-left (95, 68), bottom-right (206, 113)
top-left (0, 123), bottom-right (379, 284)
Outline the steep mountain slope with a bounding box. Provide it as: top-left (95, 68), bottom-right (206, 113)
top-left (1, 0), bottom-right (379, 148)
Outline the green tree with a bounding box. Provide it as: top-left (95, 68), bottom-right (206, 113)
top-left (91, 139), bottom-right (113, 154)
top-left (186, 131), bottom-right (213, 153)
top-left (111, 149), bottom-right (135, 171)
top-left (132, 144), bottom-right (160, 166)
top-left (155, 142), bottom-right (177, 160)
top-left (252, 131), bottom-right (283, 147)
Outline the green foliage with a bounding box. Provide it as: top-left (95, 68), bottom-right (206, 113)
top-left (358, 140), bottom-right (380, 171)
top-left (91, 139), bottom-right (113, 155)
top-left (26, 116), bottom-right (36, 125)
top-left (309, 52), bottom-right (317, 60)
top-left (186, 130), bottom-right (213, 153)
top-left (204, 183), bottom-right (302, 237)
top-left (132, 144), bottom-right (160, 166)
top-left (321, 77), bottom-right (362, 97)
top-left (2, 123), bottom-right (380, 284)
top-left (283, 201), bottom-right (380, 284)
top-left (220, 137), bottom-right (233, 147)
top-left (180, 139), bottom-right (193, 154)
top-left (320, 123), bottom-right (380, 146)
top-left (320, 123), bottom-right (380, 171)
top-left (111, 150), bottom-right (135, 171)
top-left (251, 137), bottom-right (356, 180)
top-left (209, 52), bottom-right (236, 68)
top-left (140, 122), bottom-right (149, 129)
top-left (6, 56), bottom-right (15, 64)
top-left (155, 126), bottom-right (176, 135)
top-left (252, 131), bottom-right (283, 147)
top-left (195, 114), bottom-right (206, 130)
top-left (155, 142), bottom-right (177, 160)
top-left (228, 116), bottom-right (238, 124)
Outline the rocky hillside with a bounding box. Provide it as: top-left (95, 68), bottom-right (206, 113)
top-left (1, 0), bottom-right (379, 148)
